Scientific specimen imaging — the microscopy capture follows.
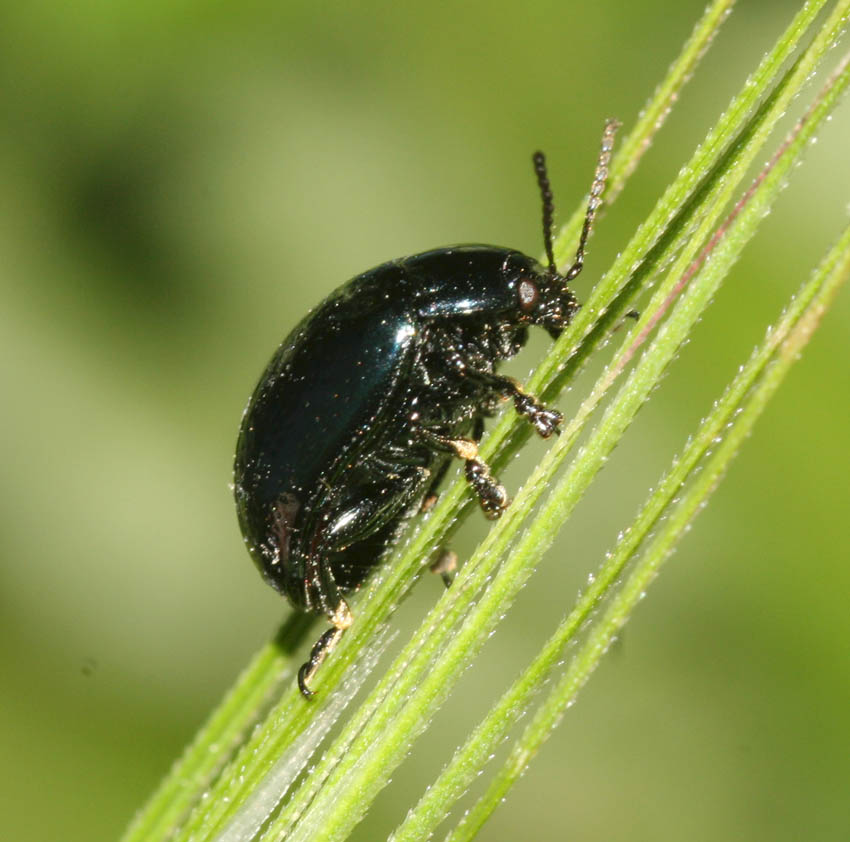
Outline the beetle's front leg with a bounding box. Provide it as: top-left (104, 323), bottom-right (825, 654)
top-left (468, 370), bottom-right (562, 438)
top-left (413, 426), bottom-right (509, 519)
top-left (440, 350), bottom-right (562, 438)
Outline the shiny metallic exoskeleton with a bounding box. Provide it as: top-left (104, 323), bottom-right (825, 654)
top-left (234, 122), bottom-right (618, 696)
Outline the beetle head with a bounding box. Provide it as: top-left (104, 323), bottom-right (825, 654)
top-left (502, 251), bottom-right (580, 338)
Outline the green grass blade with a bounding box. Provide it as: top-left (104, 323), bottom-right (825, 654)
top-left (550, 0), bottom-right (737, 265)
top-left (119, 613), bottom-right (312, 842)
top-left (398, 206), bottom-right (850, 842)
top-left (160, 6), bottom-right (739, 842)
top-left (273, 25), bottom-right (850, 842)
top-left (529, 0), bottom-right (833, 399)
top-left (447, 217), bottom-right (850, 842)
top-left (129, 4), bottom-right (846, 842)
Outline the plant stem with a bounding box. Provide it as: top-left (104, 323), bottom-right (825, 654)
top-left (449, 217), bottom-right (850, 841)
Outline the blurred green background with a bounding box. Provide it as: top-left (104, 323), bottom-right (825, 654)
top-left (1, 1), bottom-right (848, 840)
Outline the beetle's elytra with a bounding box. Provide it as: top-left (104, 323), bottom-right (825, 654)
top-left (234, 121), bottom-right (619, 697)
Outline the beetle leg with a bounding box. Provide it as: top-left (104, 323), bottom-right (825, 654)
top-left (420, 457), bottom-right (451, 513)
top-left (440, 349), bottom-right (562, 438)
top-left (466, 370), bottom-right (562, 438)
top-left (298, 599), bottom-right (353, 699)
top-left (317, 464), bottom-right (430, 549)
top-left (472, 414), bottom-right (487, 441)
top-left (414, 427), bottom-right (509, 519)
top-left (304, 464), bottom-right (430, 611)
top-left (429, 548), bottom-right (458, 588)
top-left (610, 308), bottom-right (641, 335)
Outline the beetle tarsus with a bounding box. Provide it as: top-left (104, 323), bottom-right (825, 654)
top-left (297, 600), bottom-right (352, 699)
top-left (415, 428), bottom-right (510, 519)
top-left (512, 392), bottom-right (563, 438)
top-left (297, 661), bottom-right (316, 699)
top-left (465, 458), bottom-right (509, 519)
top-left (609, 308), bottom-right (641, 336)
top-left (430, 549), bottom-right (458, 588)
top-left (458, 368), bottom-right (562, 439)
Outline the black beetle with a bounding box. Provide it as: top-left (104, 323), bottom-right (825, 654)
top-left (234, 121), bottom-right (618, 697)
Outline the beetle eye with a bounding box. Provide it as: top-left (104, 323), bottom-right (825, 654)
top-left (517, 278), bottom-right (539, 311)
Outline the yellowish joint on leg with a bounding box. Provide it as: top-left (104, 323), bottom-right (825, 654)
top-left (331, 599), bottom-right (353, 630)
top-left (451, 439), bottom-right (479, 461)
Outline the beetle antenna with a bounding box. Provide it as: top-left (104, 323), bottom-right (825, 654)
top-left (562, 118), bottom-right (620, 283)
top-left (532, 151), bottom-right (557, 275)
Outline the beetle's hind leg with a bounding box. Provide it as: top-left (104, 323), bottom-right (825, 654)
top-left (429, 548), bottom-right (458, 588)
top-left (298, 599), bottom-right (353, 699)
top-left (414, 426), bottom-right (508, 519)
top-left (420, 457), bottom-right (451, 514)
